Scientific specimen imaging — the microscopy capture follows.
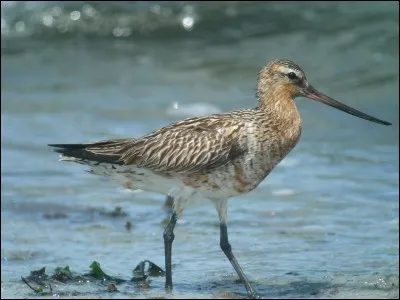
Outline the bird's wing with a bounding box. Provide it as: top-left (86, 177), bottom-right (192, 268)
top-left (49, 138), bottom-right (133, 164)
top-left (119, 115), bottom-right (248, 173)
top-left (49, 114), bottom-right (248, 174)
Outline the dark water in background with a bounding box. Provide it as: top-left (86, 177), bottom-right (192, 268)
top-left (1, 1), bottom-right (399, 298)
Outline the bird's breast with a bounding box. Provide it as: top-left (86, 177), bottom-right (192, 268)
top-left (186, 129), bottom-right (302, 199)
top-left (227, 119), bottom-right (302, 195)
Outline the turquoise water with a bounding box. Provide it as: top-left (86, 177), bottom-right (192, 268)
top-left (1, 1), bottom-right (399, 299)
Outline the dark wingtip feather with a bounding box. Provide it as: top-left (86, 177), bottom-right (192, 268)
top-left (47, 142), bottom-right (124, 165)
top-left (48, 143), bottom-right (87, 156)
top-left (48, 143), bottom-right (86, 149)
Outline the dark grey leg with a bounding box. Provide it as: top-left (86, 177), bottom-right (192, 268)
top-left (217, 200), bottom-right (261, 299)
top-left (163, 194), bottom-right (174, 213)
top-left (164, 211), bottom-right (178, 290)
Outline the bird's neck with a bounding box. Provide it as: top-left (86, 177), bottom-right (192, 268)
top-left (257, 88), bottom-right (299, 121)
top-left (255, 89), bottom-right (302, 142)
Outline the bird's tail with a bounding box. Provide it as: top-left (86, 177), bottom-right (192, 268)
top-left (48, 138), bottom-right (131, 165)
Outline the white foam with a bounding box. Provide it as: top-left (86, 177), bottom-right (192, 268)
top-left (271, 189), bottom-right (295, 196)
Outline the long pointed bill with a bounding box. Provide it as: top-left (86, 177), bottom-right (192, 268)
top-left (302, 85), bottom-right (391, 126)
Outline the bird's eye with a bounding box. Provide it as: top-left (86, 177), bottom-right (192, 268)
top-left (287, 72), bottom-right (297, 80)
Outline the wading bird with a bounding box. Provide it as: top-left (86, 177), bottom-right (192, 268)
top-left (49, 59), bottom-right (391, 299)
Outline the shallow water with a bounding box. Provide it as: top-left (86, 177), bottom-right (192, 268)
top-left (1, 1), bottom-right (399, 299)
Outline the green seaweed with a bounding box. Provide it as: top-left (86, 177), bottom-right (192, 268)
top-left (25, 267), bottom-right (48, 285)
top-left (88, 261), bottom-right (126, 284)
top-left (21, 277), bottom-right (44, 294)
top-left (21, 260), bottom-right (164, 295)
top-left (132, 260), bottom-right (165, 282)
top-left (52, 265), bottom-right (73, 282)
top-left (144, 260), bottom-right (165, 277)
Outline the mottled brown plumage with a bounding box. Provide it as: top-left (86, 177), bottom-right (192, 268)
top-left (48, 59), bottom-right (391, 299)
